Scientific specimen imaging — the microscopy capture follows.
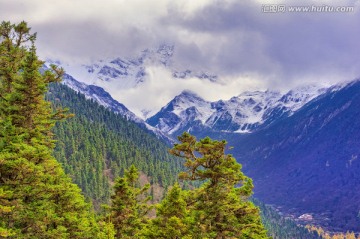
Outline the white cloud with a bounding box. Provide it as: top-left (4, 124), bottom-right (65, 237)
top-left (97, 64), bottom-right (266, 118)
top-left (1, 0), bottom-right (360, 117)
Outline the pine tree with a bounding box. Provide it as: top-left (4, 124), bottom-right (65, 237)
top-left (110, 165), bottom-right (151, 238)
top-left (142, 183), bottom-right (191, 239)
top-left (47, 82), bottom-right (185, 206)
top-left (169, 132), bottom-right (269, 239)
top-left (0, 21), bottom-right (98, 238)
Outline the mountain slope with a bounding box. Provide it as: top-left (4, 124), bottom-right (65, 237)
top-left (61, 72), bottom-right (173, 144)
top-left (47, 45), bottom-right (221, 118)
top-left (56, 45), bottom-right (218, 88)
top-left (47, 83), bottom-right (183, 207)
top-left (47, 82), bottom-right (325, 238)
top-left (254, 199), bottom-right (322, 239)
top-left (62, 73), bottom-right (138, 121)
top-left (47, 45), bottom-right (174, 89)
top-left (221, 80), bottom-right (360, 232)
top-left (147, 85), bottom-right (327, 136)
top-left (146, 90), bottom-right (213, 135)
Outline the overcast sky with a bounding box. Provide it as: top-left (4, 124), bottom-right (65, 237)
top-left (1, 0), bottom-right (360, 117)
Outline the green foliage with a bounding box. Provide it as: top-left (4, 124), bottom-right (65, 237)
top-left (47, 82), bottom-right (185, 206)
top-left (306, 225), bottom-right (360, 239)
top-left (107, 133), bottom-right (269, 238)
top-left (167, 132), bottom-right (269, 239)
top-left (141, 183), bottom-right (191, 239)
top-left (110, 165), bottom-right (152, 238)
top-left (0, 21), bottom-right (98, 238)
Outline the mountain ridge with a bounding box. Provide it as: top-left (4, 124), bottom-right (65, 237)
top-left (147, 84), bottom-right (329, 135)
top-left (46, 45), bottom-right (230, 118)
top-left (60, 72), bottom-right (174, 144)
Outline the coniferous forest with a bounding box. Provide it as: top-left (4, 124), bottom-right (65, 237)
top-left (47, 82), bottom-right (184, 207)
top-left (0, 21), bottom-right (267, 239)
top-left (0, 21), bottom-right (99, 238)
top-left (0, 21), bottom-right (343, 239)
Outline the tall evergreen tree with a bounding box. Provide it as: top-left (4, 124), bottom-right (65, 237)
top-left (0, 21), bottom-right (98, 238)
top-left (170, 132), bottom-right (269, 239)
top-left (141, 183), bottom-right (191, 239)
top-left (110, 165), bottom-right (151, 238)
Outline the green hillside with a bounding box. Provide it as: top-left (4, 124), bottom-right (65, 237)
top-left (254, 199), bottom-right (322, 239)
top-left (47, 83), bottom-right (184, 206)
top-left (47, 83), bottom-right (324, 238)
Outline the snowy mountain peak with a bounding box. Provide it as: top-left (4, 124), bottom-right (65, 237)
top-left (61, 73), bottom-right (137, 120)
top-left (56, 53), bottom-right (355, 139)
top-left (139, 44), bottom-right (174, 67)
top-left (147, 84), bottom-right (329, 135)
top-left (47, 45), bottom-right (177, 90)
top-left (59, 73), bottom-right (174, 143)
top-left (156, 44), bottom-right (174, 58)
top-left (46, 44), bottom-right (222, 119)
top-left (164, 90), bottom-right (212, 124)
top-left (175, 90), bottom-right (205, 102)
top-left (280, 84), bottom-right (328, 111)
top-left (47, 45), bottom-right (342, 137)
top-left (235, 90), bottom-right (281, 108)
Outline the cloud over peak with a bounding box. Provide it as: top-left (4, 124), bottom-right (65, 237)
top-left (1, 0), bottom-right (359, 97)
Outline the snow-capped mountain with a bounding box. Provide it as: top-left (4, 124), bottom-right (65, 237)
top-left (60, 72), bottom-right (174, 143)
top-left (54, 51), bottom-right (330, 140)
top-left (47, 45), bottom-right (178, 96)
top-left (47, 45), bottom-right (348, 140)
top-left (48, 44), bottom-right (221, 118)
top-left (60, 64), bottom-right (329, 139)
top-left (223, 79), bottom-right (360, 232)
top-left (146, 85), bottom-right (328, 136)
top-left (146, 90), bottom-right (214, 135)
top-left (48, 44), bottom-right (218, 91)
top-left (61, 73), bottom-right (140, 121)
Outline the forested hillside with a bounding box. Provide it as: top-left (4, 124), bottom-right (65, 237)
top-left (47, 82), bottom-right (336, 238)
top-left (254, 199), bottom-right (322, 239)
top-left (47, 83), bottom-right (184, 206)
